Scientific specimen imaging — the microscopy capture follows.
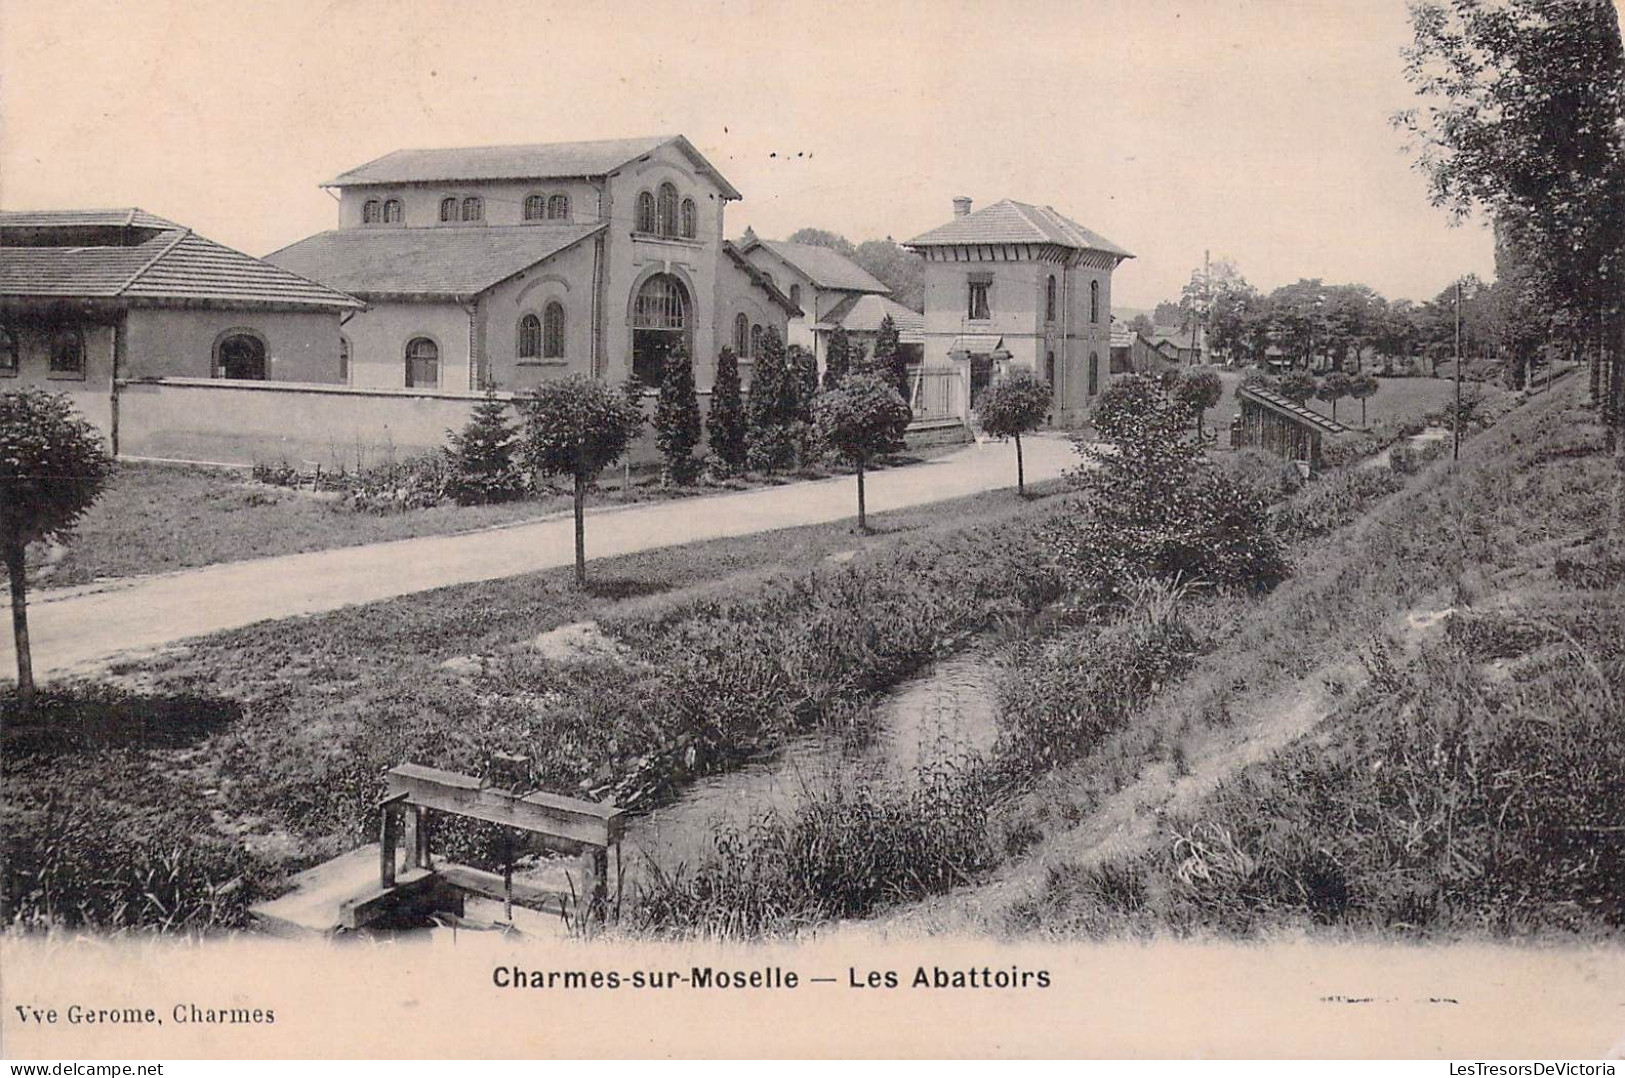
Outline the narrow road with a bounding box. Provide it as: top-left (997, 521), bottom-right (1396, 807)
top-left (2, 435), bottom-right (1079, 682)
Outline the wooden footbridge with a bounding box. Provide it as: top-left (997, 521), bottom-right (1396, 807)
top-left (251, 755), bottom-right (625, 937)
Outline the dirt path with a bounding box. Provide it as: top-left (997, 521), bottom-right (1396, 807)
top-left (1, 434), bottom-right (1079, 684)
top-left (843, 602), bottom-right (1457, 940)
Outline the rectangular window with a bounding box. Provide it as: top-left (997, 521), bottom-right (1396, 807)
top-left (968, 281), bottom-right (990, 321)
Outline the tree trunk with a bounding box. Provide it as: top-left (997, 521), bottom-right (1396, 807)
top-left (572, 473), bottom-right (587, 587)
top-left (1015, 432), bottom-right (1026, 496)
top-left (6, 539), bottom-right (34, 702)
top-left (856, 460), bottom-right (867, 532)
top-left (1361, 398), bottom-right (1368, 426)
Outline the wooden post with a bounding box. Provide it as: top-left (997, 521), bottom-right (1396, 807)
top-left (589, 847), bottom-right (609, 922)
top-left (402, 805), bottom-right (429, 871)
top-left (378, 794), bottom-right (407, 889)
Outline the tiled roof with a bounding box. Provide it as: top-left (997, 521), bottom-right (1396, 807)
top-left (947, 334), bottom-right (1006, 356)
top-left (0, 209), bottom-right (362, 308)
top-left (266, 224), bottom-right (605, 298)
top-left (1152, 326), bottom-right (1197, 349)
top-left (905, 199), bottom-right (1132, 258)
top-left (1110, 319), bottom-right (1135, 348)
top-left (1238, 385), bottom-right (1350, 435)
top-left (327, 135), bottom-right (742, 199)
top-left (747, 239), bottom-right (890, 294)
top-left (821, 292), bottom-right (924, 344)
top-left (720, 242), bottom-right (801, 316)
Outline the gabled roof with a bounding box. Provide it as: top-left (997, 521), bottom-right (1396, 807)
top-left (1238, 385), bottom-right (1350, 435)
top-left (1152, 326), bottom-right (1197, 350)
top-left (326, 135), bottom-right (742, 199)
top-left (266, 224), bottom-right (605, 299)
top-left (1110, 319), bottom-right (1136, 348)
top-left (820, 292), bottom-right (924, 344)
top-left (905, 199), bottom-right (1132, 259)
top-left (0, 208), bottom-right (362, 308)
top-left (742, 239), bottom-right (890, 295)
top-left (720, 242), bottom-right (801, 317)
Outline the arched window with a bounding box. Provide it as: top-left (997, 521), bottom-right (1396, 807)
top-left (680, 198), bottom-right (697, 239)
top-left (734, 313), bottom-right (750, 356)
top-left (517, 313), bottom-right (542, 359)
top-left (440, 197), bottom-right (459, 223)
top-left (657, 183), bottom-right (679, 238)
top-left (1088, 351), bottom-right (1100, 396)
top-left (548, 194), bottom-right (569, 220)
top-left (1046, 275), bottom-right (1057, 322)
top-left (524, 194), bottom-right (546, 221)
top-left (750, 324), bottom-right (763, 358)
top-left (631, 273), bottom-right (690, 385)
top-left (461, 196), bottom-right (483, 222)
top-left (0, 325), bottom-right (17, 375)
top-left (1090, 280), bottom-right (1100, 323)
top-left (789, 284), bottom-right (802, 313)
top-left (636, 191), bottom-right (656, 233)
top-left (543, 302), bottom-right (565, 358)
top-left (363, 200), bottom-right (382, 225)
top-left (405, 337), bottom-right (439, 388)
top-left (215, 331), bottom-right (265, 380)
top-left (383, 199), bottom-right (403, 224)
top-left (339, 335), bottom-right (351, 383)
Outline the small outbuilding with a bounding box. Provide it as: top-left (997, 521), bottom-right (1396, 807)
top-left (1232, 384), bottom-right (1350, 473)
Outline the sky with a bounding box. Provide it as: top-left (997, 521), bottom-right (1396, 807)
top-left (0, 0), bottom-right (1508, 309)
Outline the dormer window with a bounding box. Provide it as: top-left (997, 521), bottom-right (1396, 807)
top-left (383, 199), bottom-right (403, 225)
top-left (680, 198), bottom-right (697, 239)
top-left (524, 195), bottom-right (546, 221)
top-left (461, 197), bottom-right (483, 222)
top-left (548, 194), bottom-right (569, 220)
top-left (363, 200), bottom-right (382, 225)
top-left (440, 197), bottom-right (459, 223)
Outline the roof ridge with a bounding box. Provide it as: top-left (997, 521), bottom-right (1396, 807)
top-left (116, 227), bottom-right (191, 295)
top-left (1003, 200), bottom-right (1051, 241)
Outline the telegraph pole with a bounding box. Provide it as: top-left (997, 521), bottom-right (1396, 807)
top-left (1454, 278), bottom-right (1463, 463)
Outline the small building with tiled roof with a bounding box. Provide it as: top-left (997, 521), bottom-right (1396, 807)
top-left (1, 207), bottom-right (360, 442)
top-left (1232, 384), bottom-right (1353, 473)
top-left (904, 196), bottom-right (1133, 427)
top-left (272, 133), bottom-right (787, 398)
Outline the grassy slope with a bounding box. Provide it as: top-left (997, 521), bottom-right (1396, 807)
top-left (1199, 369), bottom-right (1496, 437)
top-left (1, 479), bottom-right (1065, 928)
top-left (967, 378), bottom-right (1623, 940)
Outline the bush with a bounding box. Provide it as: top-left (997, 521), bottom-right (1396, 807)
top-left (654, 342), bottom-right (703, 486)
top-left (445, 394), bottom-right (524, 506)
top-left (1318, 435), bottom-right (1385, 470)
top-left (1212, 449), bottom-right (1304, 505)
top-left (707, 348), bottom-right (748, 475)
top-left (345, 453), bottom-right (454, 513)
top-left (1270, 467), bottom-right (1405, 542)
top-left (1389, 438), bottom-right (1449, 476)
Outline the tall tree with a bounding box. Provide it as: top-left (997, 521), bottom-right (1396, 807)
top-left (823, 324), bottom-right (853, 390)
top-left (872, 314), bottom-right (908, 399)
top-left (653, 339), bottom-right (703, 485)
top-left (707, 347), bottom-right (748, 474)
top-left (2, 389), bottom-right (115, 700)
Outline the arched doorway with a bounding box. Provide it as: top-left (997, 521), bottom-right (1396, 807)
top-left (631, 273), bottom-right (690, 387)
top-left (217, 332), bottom-right (266, 380)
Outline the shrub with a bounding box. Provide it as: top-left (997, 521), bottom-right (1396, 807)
top-left (1270, 467), bottom-right (1405, 542)
top-left (1277, 370), bottom-right (1319, 405)
top-left (1212, 448), bottom-right (1304, 505)
top-left (1389, 438), bottom-right (1449, 476)
top-left (707, 348), bottom-right (748, 475)
top-left (445, 393), bottom-right (524, 505)
top-left (745, 327), bottom-right (799, 473)
top-left (345, 453), bottom-right (454, 513)
top-left (653, 341), bottom-right (703, 485)
top-left (1318, 435), bottom-right (1385, 470)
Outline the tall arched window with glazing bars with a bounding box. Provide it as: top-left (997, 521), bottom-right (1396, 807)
top-left (543, 302), bottom-right (565, 358)
top-left (657, 183), bottom-right (679, 238)
top-left (440, 197), bottom-right (459, 223)
top-left (734, 313), bottom-right (750, 357)
top-left (636, 191), bottom-right (656, 233)
top-left (524, 195), bottom-right (546, 221)
top-left (680, 198), bottom-right (697, 239)
top-left (517, 314), bottom-right (542, 358)
top-left (548, 194), bottom-right (569, 220)
top-left (1046, 275), bottom-right (1057, 322)
top-left (1090, 279), bottom-right (1100, 323)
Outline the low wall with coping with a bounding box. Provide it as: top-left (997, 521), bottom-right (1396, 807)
top-left (114, 377), bottom-right (710, 471)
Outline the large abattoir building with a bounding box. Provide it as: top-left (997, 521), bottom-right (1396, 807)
top-left (905, 197), bottom-right (1132, 425)
top-left (268, 135), bottom-right (796, 396)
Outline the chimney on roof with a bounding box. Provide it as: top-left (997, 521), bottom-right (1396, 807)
top-left (952, 196), bottom-right (972, 218)
top-left (740, 225), bottom-right (757, 245)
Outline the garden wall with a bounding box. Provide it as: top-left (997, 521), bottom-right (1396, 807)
top-left (114, 377), bottom-right (706, 471)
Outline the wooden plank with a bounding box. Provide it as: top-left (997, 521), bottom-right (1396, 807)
top-left (386, 763), bottom-right (624, 846)
top-left (436, 863), bottom-right (574, 912)
top-left (337, 867), bottom-right (436, 930)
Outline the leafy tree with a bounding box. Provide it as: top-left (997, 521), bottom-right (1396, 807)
top-left (1316, 370), bottom-right (1352, 422)
top-left (812, 372), bottom-right (912, 531)
top-left (1051, 374), bottom-right (1284, 601)
top-left (707, 347), bottom-right (748, 474)
top-left (653, 339), bottom-right (703, 485)
top-left (1129, 313), bottom-right (1156, 339)
top-left (1, 389), bottom-right (114, 700)
top-left (1173, 367), bottom-right (1224, 440)
top-left (1152, 301), bottom-right (1184, 328)
top-left (1268, 279), bottom-right (1330, 369)
top-left (823, 324), bottom-right (853, 390)
top-left (975, 370), bottom-right (1052, 495)
top-left (852, 240), bottom-right (925, 312)
top-left (785, 228), bottom-right (857, 258)
top-left (516, 375), bottom-right (644, 586)
top-left (1395, 0), bottom-right (1625, 441)
top-left (1347, 371), bottom-right (1381, 427)
top-left (1277, 370), bottom-right (1319, 406)
top-left (445, 391), bottom-right (523, 505)
top-left (872, 314), bottom-right (908, 399)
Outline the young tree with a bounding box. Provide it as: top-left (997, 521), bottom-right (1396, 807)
top-left (707, 347), bottom-right (748, 474)
top-left (516, 375), bottom-right (644, 586)
top-left (975, 370), bottom-right (1052, 495)
top-left (1, 389), bottom-right (115, 700)
top-left (823, 324), bottom-right (853, 390)
top-left (1173, 367), bottom-right (1224, 440)
top-left (653, 340), bottom-right (703, 485)
top-left (812, 372), bottom-right (912, 532)
top-left (746, 327), bottom-right (799, 472)
top-left (872, 314), bottom-right (909, 399)
top-left (786, 344), bottom-right (819, 423)
top-left (1347, 371), bottom-right (1381, 427)
top-left (445, 391), bottom-right (522, 505)
top-left (1277, 370), bottom-right (1319, 406)
top-left (1316, 370), bottom-right (1352, 422)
